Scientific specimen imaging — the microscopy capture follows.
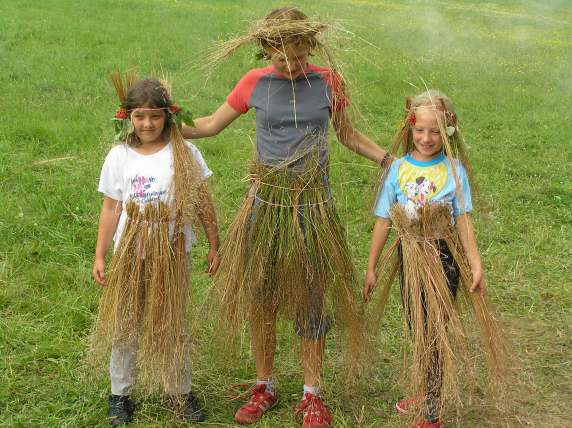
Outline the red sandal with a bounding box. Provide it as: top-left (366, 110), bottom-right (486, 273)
top-left (234, 384), bottom-right (278, 425)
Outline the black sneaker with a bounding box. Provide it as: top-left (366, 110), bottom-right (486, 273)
top-left (179, 391), bottom-right (205, 423)
top-left (108, 394), bottom-right (134, 426)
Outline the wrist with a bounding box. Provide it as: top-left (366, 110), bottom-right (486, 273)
top-left (379, 152), bottom-right (392, 168)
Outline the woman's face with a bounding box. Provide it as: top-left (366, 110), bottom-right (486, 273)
top-left (267, 43), bottom-right (310, 80)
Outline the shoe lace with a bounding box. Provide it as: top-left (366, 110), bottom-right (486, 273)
top-left (295, 393), bottom-right (327, 420)
top-left (247, 384), bottom-right (271, 408)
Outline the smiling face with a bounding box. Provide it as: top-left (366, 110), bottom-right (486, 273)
top-left (267, 43), bottom-right (311, 80)
top-left (130, 106), bottom-right (167, 146)
top-left (411, 106), bottom-right (446, 161)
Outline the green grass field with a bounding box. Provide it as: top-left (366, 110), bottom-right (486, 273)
top-left (1, 0), bottom-right (571, 426)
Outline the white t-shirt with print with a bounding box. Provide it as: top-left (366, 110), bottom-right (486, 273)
top-left (98, 141), bottom-right (212, 252)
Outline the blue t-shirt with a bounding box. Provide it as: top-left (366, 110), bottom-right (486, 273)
top-left (374, 153), bottom-right (472, 221)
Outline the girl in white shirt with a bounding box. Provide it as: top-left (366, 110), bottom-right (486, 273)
top-left (92, 75), bottom-right (219, 425)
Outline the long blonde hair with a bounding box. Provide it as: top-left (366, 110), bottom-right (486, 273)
top-left (381, 89), bottom-right (478, 207)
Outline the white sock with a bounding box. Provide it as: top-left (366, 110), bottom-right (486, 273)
top-left (303, 384), bottom-right (320, 397)
top-left (256, 378), bottom-right (275, 395)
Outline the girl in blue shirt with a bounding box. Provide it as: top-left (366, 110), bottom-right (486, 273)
top-left (364, 90), bottom-right (505, 428)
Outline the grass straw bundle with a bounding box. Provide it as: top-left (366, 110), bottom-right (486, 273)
top-left (211, 154), bottom-right (366, 372)
top-left (373, 203), bottom-right (507, 418)
top-left (91, 202), bottom-right (191, 396)
top-left (204, 15), bottom-right (329, 71)
top-left (169, 123), bottom-right (205, 233)
top-left (109, 71), bottom-right (138, 105)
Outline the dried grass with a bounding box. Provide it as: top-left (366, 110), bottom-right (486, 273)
top-left (90, 202), bottom-right (190, 396)
top-left (204, 18), bottom-right (329, 67)
top-left (209, 153), bottom-right (366, 374)
top-left (373, 204), bottom-right (508, 419)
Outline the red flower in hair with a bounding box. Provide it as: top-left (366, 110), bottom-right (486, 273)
top-left (115, 108), bottom-right (128, 119)
top-left (170, 104), bottom-right (181, 114)
top-left (409, 113), bottom-right (416, 126)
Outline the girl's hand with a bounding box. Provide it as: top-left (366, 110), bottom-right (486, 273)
top-left (363, 270), bottom-right (378, 303)
top-left (92, 258), bottom-right (106, 286)
top-left (206, 248), bottom-right (220, 276)
top-left (469, 267), bottom-right (486, 296)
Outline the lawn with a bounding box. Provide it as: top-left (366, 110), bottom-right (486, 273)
top-left (0, 0), bottom-right (570, 426)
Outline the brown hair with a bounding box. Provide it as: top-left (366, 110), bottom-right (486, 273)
top-left (121, 79), bottom-right (174, 147)
top-left (257, 7), bottom-right (319, 58)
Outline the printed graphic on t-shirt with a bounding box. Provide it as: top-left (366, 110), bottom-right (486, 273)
top-left (398, 161), bottom-right (448, 218)
top-left (129, 174), bottom-right (166, 203)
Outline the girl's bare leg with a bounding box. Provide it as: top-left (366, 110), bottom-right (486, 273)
top-left (252, 310), bottom-right (278, 380)
top-left (301, 337), bottom-right (325, 387)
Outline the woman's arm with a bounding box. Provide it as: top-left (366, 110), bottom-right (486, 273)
top-left (181, 102), bottom-right (241, 139)
top-left (93, 197), bottom-right (122, 285)
top-left (196, 182), bottom-right (220, 275)
top-left (364, 217), bottom-right (392, 302)
top-left (332, 108), bottom-right (388, 164)
top-left (455, 213), bottom-right (486, 295)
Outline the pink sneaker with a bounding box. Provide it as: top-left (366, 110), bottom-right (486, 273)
top-left (295, 393), bottom-right (333, 428)
top-left (234, 384), bottom-right (278, 425)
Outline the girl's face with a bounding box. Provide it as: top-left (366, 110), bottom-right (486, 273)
top-left (130, 106), bottom-right (167, 145)
top-left (267, 43), bottom-right (310, 80)
top-left (411, 107), bottom-right (446, 161)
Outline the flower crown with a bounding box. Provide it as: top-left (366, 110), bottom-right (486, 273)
top-left (111, 104), bottom-right (194, 142)
top-left (405, 107), bottom-right (458, 137)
